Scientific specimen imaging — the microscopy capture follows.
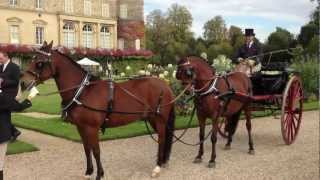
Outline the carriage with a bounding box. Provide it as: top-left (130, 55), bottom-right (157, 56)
top-left (218, 61), bottom-right (303, 145)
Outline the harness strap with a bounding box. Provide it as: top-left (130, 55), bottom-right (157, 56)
top-left (62, 73), bottom-right (91, 112)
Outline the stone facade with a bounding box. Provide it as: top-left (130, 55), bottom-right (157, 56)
top-left (0, 0), bottom-right (144, 49)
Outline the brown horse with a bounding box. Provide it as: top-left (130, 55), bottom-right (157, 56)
top-left (20, 42), bottom-right (175, 179)
top-left (176, 56), bottom-right (254, 168)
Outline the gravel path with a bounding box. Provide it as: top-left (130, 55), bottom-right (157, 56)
top-left (17, 112), bottom-right (60, 119)
top-left (5, 111), bottom-right (319, 180)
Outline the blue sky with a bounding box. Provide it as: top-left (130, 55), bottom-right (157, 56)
top-left (144, 0), bottom-right (318, 42)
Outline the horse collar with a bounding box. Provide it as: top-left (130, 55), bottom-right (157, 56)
top-left (196, 77), bottom-right (219, 96)
top-left (62, 73), bottom-right (91, 112)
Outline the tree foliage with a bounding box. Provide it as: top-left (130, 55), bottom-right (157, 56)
top-left (203, 16), bottom-right (227, 44)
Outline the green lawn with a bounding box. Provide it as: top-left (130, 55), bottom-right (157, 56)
top-left (7, 140), bottom-right (39, 155)
top-left (22, 80), bottom-right (61, 114)
top-left (12, 100), bottom-right (318, 142)
top-left (12, 114), bottom-right (199, 142)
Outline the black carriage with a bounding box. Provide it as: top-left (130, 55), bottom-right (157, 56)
top-left (218, 61), bottom-right (303, 145)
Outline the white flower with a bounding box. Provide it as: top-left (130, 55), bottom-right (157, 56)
top-left (146, 71), bottom-right (151, 76)
top-left (163, 71), bottom-right (169, 76)
top-left (120, 72), bottom-right (126, 77)
top-left (172, 70), bottom-right (177, 78)
top-left (159, 74), bottom-right (165, 79)
top-left (107, 64), bottom-right (112, 70)
top-left (147, 64), bottom-right (153, 69)
top-left (200, 52), bottom-right (208, 60)
top-left (139, 70), bottom-right (146, 75)
top-left (126, 66), bottom-right (131, 71)
top-left (167, 64), bottom-right (173, 68)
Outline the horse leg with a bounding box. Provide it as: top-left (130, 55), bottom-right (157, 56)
top-left (82, 127), bottom-right (105, 180)
top-left (244, 107), bottom-right (255, 155)
top-left (193, 116), bottom-right (206, 164)
top-left (151, 120), bottom-right (166, 178)
top-left (208, 117), bottom-right (219, 168)
top-left (77, 126), bottom-right (94, 179)
top-left (225, 112), bottom-right (241, 150)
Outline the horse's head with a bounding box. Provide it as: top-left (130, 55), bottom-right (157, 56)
top-left (176, 57), bottom-right (196, 86)
top-left (20, 41), bottom-right (55, 91)
top-left (176, 56), bottom-right (215, 94)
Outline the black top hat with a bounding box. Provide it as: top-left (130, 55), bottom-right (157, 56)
top-left (245, 29), bottom-right (255, 36)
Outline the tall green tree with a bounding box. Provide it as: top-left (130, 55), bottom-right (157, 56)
top-left (203, 16), bottom-right (227, 44)
top-left (167, 3), bottom-right (193, 42)
top-left (145, 9), bottom-right (170, 63)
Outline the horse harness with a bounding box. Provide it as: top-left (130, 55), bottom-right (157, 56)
top-left (194, 74), bottom-right (235, 116)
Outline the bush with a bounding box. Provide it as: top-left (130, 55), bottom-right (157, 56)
top-left (291, 55), bottom-right (319, 99)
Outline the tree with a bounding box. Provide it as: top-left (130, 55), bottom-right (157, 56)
top-left (298, 24), bottom-right (318, 48)
top-left (167, 3), bottom-right (193, 42)
top-left (228, 25), bottom-right (244, 50)
top-left (266, 27), bottom-right (294, 50)
top-left (145, 9), bottom-right (170, 63)
top-left (203, 16), bottom-right (227, 44)
top-left (207, 41), bottom-right (233, 62)
top-left (264, 27), bottom-right (295, 62)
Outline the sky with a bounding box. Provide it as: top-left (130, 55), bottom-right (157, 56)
top-left (144, 0), bottom-right (318, 42)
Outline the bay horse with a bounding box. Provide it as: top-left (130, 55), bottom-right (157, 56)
top-left (20, 41), bottom-right (175, 179)
top-left (176, 56), bottom-right (254, 168)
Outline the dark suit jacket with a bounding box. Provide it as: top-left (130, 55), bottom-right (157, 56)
top-left (233, 42), bottom-right (262, 64)
top-left (0, 61), bottom-right (20, 98)
top-left (0, 94), bottom-right (32, 143)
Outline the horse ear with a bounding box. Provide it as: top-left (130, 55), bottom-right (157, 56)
top-left (48, 41), bottom-right (53, 49)
top-left (43, 41), bottom-right (48, 47)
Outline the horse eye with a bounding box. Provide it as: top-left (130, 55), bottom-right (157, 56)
top-left (36, 62), bottom-right (43, 69)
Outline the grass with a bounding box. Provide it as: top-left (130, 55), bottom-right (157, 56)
top-left (7, 140), bottom-right (39, 155)
top-left (12, 114), bottom-right (199, 142)
top-left (22, 80), bottom-right (61, 114)
top-left (12, 100), bottom-right (318, 143)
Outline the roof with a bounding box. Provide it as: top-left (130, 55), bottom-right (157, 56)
top-left (77, 57), bottom-right (100, 66)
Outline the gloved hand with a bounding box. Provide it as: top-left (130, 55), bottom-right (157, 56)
top-left (27, 87), bottom-right (39, 100)
top-left (238, 58), bottom-right (244, 63)
top-left (248, 59), bottom-right (256, 66)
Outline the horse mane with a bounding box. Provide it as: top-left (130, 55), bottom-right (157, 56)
top-left (178, 56), bottom-right (215, 74)
top-left (53, 50), bottom-right (100, 81)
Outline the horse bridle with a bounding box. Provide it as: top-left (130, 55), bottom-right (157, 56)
top-left (178, 60), bottom-right (218, 96)
top-left (26, 49), bottom-right (57, 86)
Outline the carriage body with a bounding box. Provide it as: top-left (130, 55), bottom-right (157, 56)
top-left (219, 62), bottom-right (304, 145)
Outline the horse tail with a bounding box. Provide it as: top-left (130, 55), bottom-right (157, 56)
top-left (164, 106), bottom-right (175, 163)
top-left (226, 110), bottom-right (242, 136)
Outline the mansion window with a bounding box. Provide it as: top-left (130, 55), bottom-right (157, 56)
top-left (9, 25), bottom-right (19, 44)
top-left (36, 0), bottom-right (43, 9)
top-left (102, 3), bottom-right (110, 17)
top-left (84, 0), bottom-right (92, 16)
top-left (64, 0), bottom-right (74, 13)
top-left (100, 26), bottom-right (112, 49)
top-left (135, 39), bottom-right (140, 50)
top-left (35, 26), bottom-right (44, 45)
top-left (9, 0), bottom-right (17, 6)
top-left (119, 4), bottom-right (128, 19)
top-left (118, 38), bottom-right (124, 50)
top-left (63, 22), bottom-right (76, 48)
top-left (83, 24), bottom-right (93, 48)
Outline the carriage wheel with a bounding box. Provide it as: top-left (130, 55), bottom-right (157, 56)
top-left (281, 75), bottom-right (303, 145)
top-left (218, 117), bottom-right (228, 138)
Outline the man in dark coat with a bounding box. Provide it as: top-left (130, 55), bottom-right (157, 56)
top-left (0, 52), bottom-right (22, 141)
top-left (233, 28), bottom-right (262, 65)
top-left (0, 93), bottom-right (34, 180)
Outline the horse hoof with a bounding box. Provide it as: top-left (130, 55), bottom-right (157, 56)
top-left (248, 150), bottom-right (255, 155)
top-left (193, 158), bottom-right (202, 164)
top-left (151, 166), bottom-right (161, 178)
top-left (207, 161), bottom-right (216, 168)
top-left (224, 145), bottom-right (231, 150)
top-left (162, 163), bottom-right (169, 168)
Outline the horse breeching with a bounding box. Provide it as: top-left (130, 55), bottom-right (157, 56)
top-left (218, 63), bottom-right (303, 145)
